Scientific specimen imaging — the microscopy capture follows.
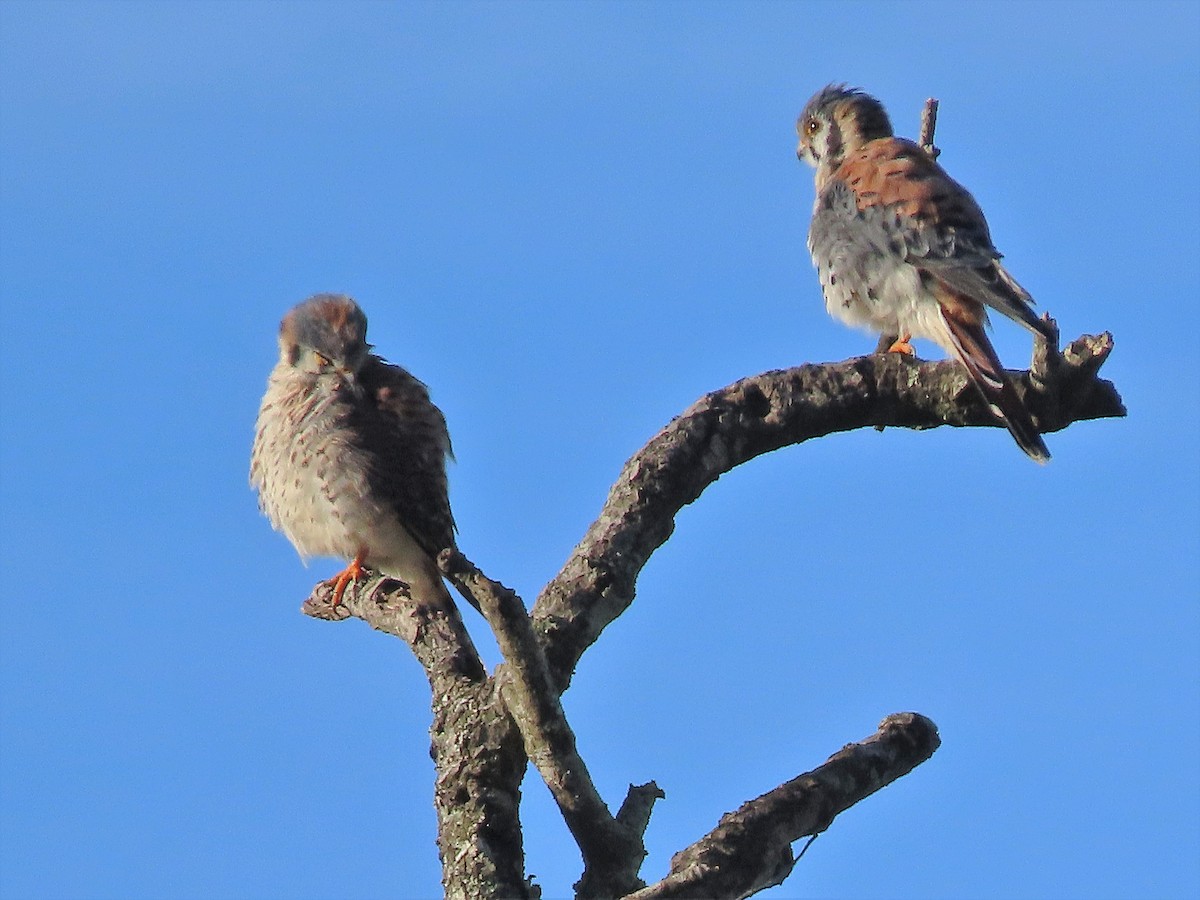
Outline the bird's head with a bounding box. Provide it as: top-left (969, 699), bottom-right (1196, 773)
top-left (278, 293), bottom-right (371, 382)
top-left (797, 84), bottom-right (893, 175)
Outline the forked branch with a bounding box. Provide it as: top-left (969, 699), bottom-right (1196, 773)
top-left (298, 327), bottom-right (1122, 899)
top-left (443, 551), bottom-right (657, 897)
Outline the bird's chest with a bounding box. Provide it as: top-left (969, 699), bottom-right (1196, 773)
top-left (807, 182), bottom-right (933, 336)
top-left (250, 377), bottom-right (391, 559)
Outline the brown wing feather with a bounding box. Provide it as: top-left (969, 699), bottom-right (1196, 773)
top-left (354, 355), bottom-right (457, 559)
top-left (836, 138), bottom-right (979, 220)
top-left (837, 138), bottom-right (1052, 339)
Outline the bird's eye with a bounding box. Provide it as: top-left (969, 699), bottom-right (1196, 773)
top-left (805, 118), bottom-right (820, 136)
top-left (313, 351), bottom-right (331, 368)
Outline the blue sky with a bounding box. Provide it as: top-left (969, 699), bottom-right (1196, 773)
top-left (1, 2), bottom-right (1197, 898)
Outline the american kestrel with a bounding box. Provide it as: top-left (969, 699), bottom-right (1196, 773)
top-left (797, 84), bottom-right (1053, 462)
top-left (250, 294), bottom-right (462, 611)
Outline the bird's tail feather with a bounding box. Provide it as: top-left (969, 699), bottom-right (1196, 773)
top-left (940, 307), bottom-right (1050, 464)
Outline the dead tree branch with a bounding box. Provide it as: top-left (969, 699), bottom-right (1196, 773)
top-left (624, 713), bottom-right (941, 900)
top-left (302, 577), bottom-right (530, 900)
top-left (297, 329), bottom-right (1122, 898)
top-left (443, 551), bottom-right (655, 897)
top-left (532, 329), bottom-right (1123, 693)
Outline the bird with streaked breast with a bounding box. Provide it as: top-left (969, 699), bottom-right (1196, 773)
top-left (250, 294), bottom-right (468, 612)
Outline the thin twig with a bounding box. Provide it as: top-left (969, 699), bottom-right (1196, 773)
top-left (919, 97), bottom-right (940, 159)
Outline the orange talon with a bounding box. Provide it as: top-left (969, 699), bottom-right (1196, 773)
top-left (886, 333), bottom-right (915, 355)
top-left (330, 547), bottom-right (368, 608)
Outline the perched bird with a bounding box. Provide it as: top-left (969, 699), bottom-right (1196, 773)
top-left (251, 294), bottom-right (465, 611)
top-left (796, 84), bottom-right (1053, 462)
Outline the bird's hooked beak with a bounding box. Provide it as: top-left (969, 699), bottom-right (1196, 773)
top-left (334, 345), bottom-right (369, 389)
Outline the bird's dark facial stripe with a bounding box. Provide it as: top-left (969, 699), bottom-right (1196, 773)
top-left (798, 84), bottom-right (895, 173)
top-left (825, 115), bottom-right (844, 167)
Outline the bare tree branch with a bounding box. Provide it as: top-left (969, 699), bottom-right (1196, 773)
top-left (616, 782), bottom-right (667, 842)
top-left (532, 332), bottom-right (1124, 692)
top-left (624, 713), bottom-right (941, 900)
top-left (442, 552), bottom-right (652, 897)
top-left (295, 328), bottom-right (1122, 897)
top-left (302, 578), bottom-right (532, 899)
top-left (302, 574), bottom-right (482, 680)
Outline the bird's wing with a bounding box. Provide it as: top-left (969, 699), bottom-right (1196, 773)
top-left (835, 138), bottom-right (1051, 338)
top-left (355, 355), bottom-right (456, 561)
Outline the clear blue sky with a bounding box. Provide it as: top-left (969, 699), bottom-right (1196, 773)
top-left (2, 2), bottom-right (1197, 898)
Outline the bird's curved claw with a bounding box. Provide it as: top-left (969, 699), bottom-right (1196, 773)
top-left (330, 548), bottom-right (368, 608)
